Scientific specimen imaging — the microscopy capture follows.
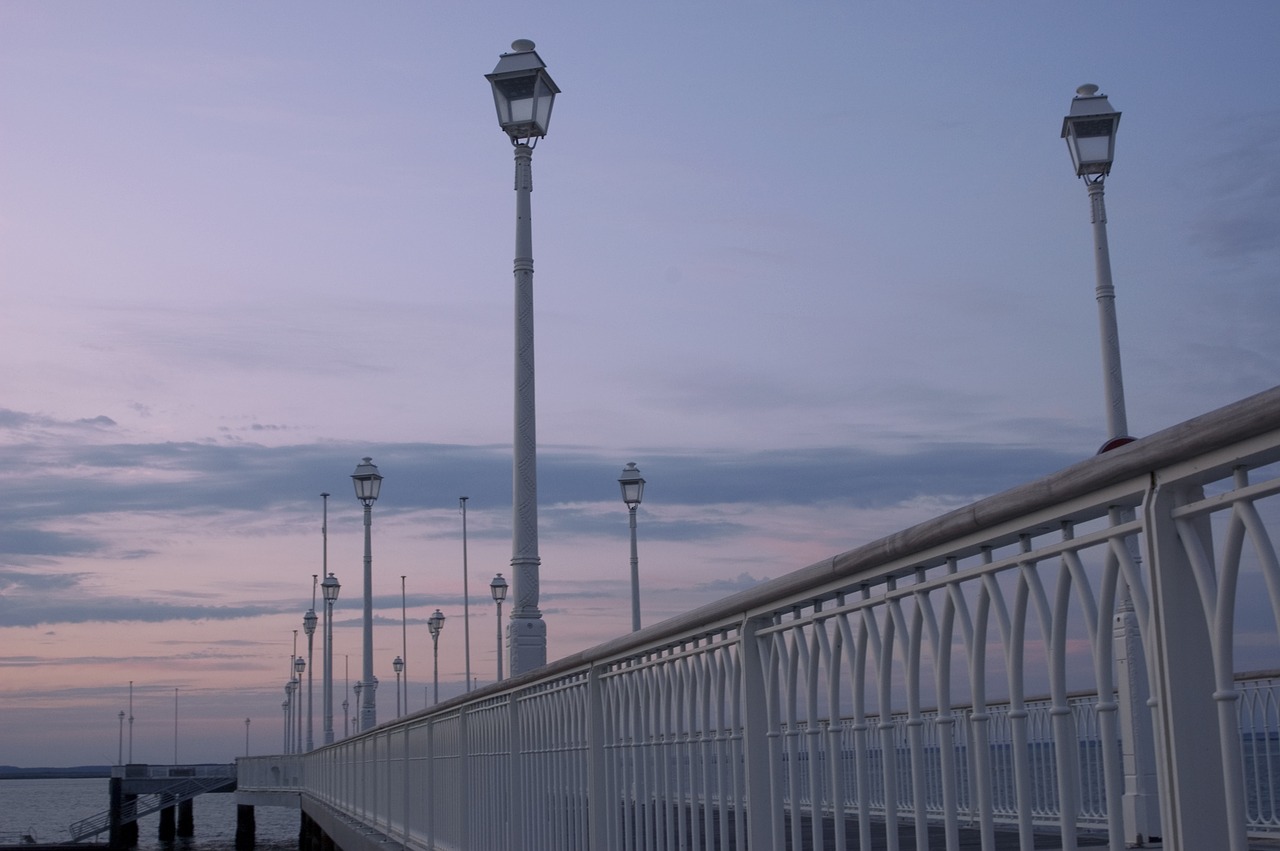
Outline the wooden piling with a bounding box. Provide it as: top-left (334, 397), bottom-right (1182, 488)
top-left (234, 804), bottom-right (256, 851)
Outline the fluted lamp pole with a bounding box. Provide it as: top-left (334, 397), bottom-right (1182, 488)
top-left (490, 573), bottom-right (508, 681)
top-left (428, 608), bottom-right (446, 705)
top-left (321, 571), bottom-right (340, 744)
top-left (351, 457), bottom-right (383, 731)
top-left (618, 462), bottom-right (646, 631)
top-left (486, 39), bottom-right (559, 677)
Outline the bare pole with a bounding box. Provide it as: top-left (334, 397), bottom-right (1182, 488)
top-left (461, 497), bottom-right (472, 691)
top-left (400, 575), bottom-right (408, 712)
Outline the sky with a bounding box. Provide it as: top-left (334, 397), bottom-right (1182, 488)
top-left (1, 2), bottom-right (1278, 766)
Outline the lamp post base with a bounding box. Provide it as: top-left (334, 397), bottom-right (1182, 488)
top-left (507, 617), bottom-right (546, 676)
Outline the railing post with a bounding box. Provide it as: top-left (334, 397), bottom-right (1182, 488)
top-left (1143, 481), bottom-right (1236, 850)
top-left (507, 691), bottom-right (523, 851)
top-left (585, 666), bottom-right (607, 849)
top-left (740, 615), bottom-right (772, 848)
top-left (426, 718), bottom-right (436, 850)
top-left (458, 707), bottom-right (471, 851)
top-left (1113, 574), bottom-right (1160, 843)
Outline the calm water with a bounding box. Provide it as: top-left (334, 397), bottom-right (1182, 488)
top-left (0, 778), bottom-right (299, 850)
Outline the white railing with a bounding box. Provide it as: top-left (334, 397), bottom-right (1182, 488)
top-left (240, 386), bottom-right (1280, 851)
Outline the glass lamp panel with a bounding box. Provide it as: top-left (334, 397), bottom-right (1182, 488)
top-left (533, 77), bottom-right (555, 133)
top-left (322, 575), bottom-right (341, 602)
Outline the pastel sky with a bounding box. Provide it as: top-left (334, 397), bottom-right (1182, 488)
top-left (1, 2), bottom-right (1278, 766)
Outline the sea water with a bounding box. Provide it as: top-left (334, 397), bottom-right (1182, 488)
top-left (0, 778), bottom-right (299, 850)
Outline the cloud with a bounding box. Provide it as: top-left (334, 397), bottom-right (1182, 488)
top-left (1190, 110), bottom-right (1280, 264)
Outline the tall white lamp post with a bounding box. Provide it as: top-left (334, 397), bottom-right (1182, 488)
top-left (1064, 85), bottom-right (1162, 846)
top-left (618, 462), bottom-right (646, 631)
top-left (460, 497), bottom-right (472, 692)
top-left (486, 40), bottom-right (559, 676)
top-left (490, 574), bottom-right (507, 681)
top-left (303, 599), bottom-right (317, 752)
top-left (321, 571), bottom-right (340, 744)
top-left (351, 457), bottom-right (383, 731)
top-left (400, 575), bottom-right (408, 714)
top-left (1062, 84), bottom-right (1131, 451)
top-left (428, 608), bottom-right (446, 705)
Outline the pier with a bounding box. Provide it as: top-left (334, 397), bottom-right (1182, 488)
top-left (235, 388), bottom-right (1280, 851)
top-left (65, 764), bottom-right (236, 849)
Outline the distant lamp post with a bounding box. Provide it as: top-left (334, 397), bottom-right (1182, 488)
top-left (351, 457), bottom-right (383, 731)
top-left (244, 717), bottom-right (250, 757)
top-left (619, 462), bottom-right (646, 631)
top-left (303, 603), bottom-right (317, 752)
top-left (292, 657), bottom-right (305, 753)
top-left (490, 573), bottom-right (508, 681)
top-left (486, 40), bottom-right (560, 677)
top-left (1062, 84), bottom-right (1132, 451)
top-left (283, 683), bottom-right (294, 753)
top-left (321, 570), bottom-right (340, 744)
top-left (428, 608), bottom-right (446, 705)
top-left (117, 711), bottom-right (125, 765)
top-left (392, 656), bottom-right (404, 717)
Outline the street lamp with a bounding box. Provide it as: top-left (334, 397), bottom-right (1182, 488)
top-left (117, 711), bottom-right (125, 765)
top-left (283, 682), bottom-right (295, 754)
top-left (1061, 84), bottom-right (1131, 451)
top-left (490, 574), bottom-right (508, 681)
top-left (292, 657), bottom-right (305, 754)
top-left (428, 608), bottom-right (446, 705)
top-left (351, 456), bottom-right (383, 731)
top-left (303, 602), bottom-right (317, 752)
top-left (618, 462), bottom-right (646, 631)
top-left (321, 570), bottom-right (340, 744)
top-left (486, 40), bottom-right (560, 676)
top-left (1063, 85), bottom-right (1157, 845)
top-left (392, 656), bottom-right (404, 717)
top-left (244, 717), bottom-right (250, 757)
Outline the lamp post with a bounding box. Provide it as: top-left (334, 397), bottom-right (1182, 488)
top-left (283, 682), bottom-right (294, 753)
top-left (293, 656), bottom-right (305, 753)
top-left (618, 462), bottom-right (646, 631)
top-left (1063, 85), bottom-right (1160, 846)
top-left (490, 574), bottom-right (507, 681)
top-left (303, 599), bottom-right (317, 752)
top-left (351, 457), bottom-right (383, 731)
top-left (117, 711), bottom-right (125, 765)
top-left (321, 571), bottom-right (340, 744)
top-left (1061, 84), bottom-right (1131, 451)
top-left (244, 717), bottom-right (250, 757)
top-left (392, 656), bottom-right (404, 717)
top-left (486, 40), bottom-right (559, 676)
top-left (428, 608), bottom-right (446, 705)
